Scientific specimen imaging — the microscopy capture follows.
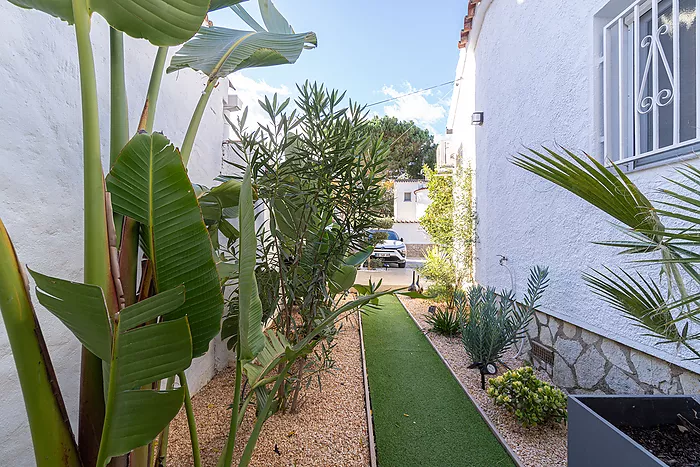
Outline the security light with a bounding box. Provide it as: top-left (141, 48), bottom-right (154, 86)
top-left (471, 111), bottom-right (484, 125)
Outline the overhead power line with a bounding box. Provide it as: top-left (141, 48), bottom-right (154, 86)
top-left (366, 78), bottom-right (461, 108)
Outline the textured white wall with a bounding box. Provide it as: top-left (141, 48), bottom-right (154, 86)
top-left (391, 223), bottom-right (432, 245)
top-left (453, 0), bottom-right (700, 374)
top-left (0, 5), bottom-right (228, 464)
top-left (394, 180), bottom-right (426, 221)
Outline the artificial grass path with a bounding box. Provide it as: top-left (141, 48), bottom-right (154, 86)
top-left (362, 295), bottom-right (514, 467)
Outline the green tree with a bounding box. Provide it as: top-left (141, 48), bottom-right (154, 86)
top-left (369, 116), bottom-right (437, 179)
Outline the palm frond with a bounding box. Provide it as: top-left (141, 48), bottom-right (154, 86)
top-left (512, 147), bottom-right (662, 236)
top-left (583, 268), bottom-right (681, 342)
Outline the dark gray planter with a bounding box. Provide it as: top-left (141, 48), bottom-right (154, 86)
top-left (568, 394), bottom-right (700, 467)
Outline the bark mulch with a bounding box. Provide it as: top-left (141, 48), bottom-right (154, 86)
top-left (167, 314), bottom-right (370, 467)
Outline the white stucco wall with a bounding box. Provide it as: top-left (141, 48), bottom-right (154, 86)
top-left (0, 5), bottom-right (229, 464)
top-left (451, 0), bottom-right (700, 374)
top-left (391, 223), bottom-right (432, 245)
top-left (394, 180), bottom-right (427, 221)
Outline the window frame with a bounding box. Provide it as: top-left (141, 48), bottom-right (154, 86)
top-left (600, 0), bottom-right (700, 170)
top-left (403, 192), bottom-right (412, 202)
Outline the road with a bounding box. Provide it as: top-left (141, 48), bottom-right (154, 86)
top-left (355, 259), bottom-right (426, 288)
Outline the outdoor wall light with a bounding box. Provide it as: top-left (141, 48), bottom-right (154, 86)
top-left (471, 111), bottom-right (484, 125)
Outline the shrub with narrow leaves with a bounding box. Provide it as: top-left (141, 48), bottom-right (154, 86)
top-left (487, 366), bottom-right (567, 427)
top-left (426, 306), bottom-right (460, 336)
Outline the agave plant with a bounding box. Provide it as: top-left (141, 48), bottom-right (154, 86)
top-left (458, 266), bottom-right (549, 389)
top-left (0, 0), bottom-right (317, 466)
top-left (512, 148), bottom-right (700, 359)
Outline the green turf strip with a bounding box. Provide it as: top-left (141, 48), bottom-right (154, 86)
top-left (362, 295), bottom-right (514, 467)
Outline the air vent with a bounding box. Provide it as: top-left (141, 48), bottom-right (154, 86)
top-left (531, 341), bottom-right (554, 366)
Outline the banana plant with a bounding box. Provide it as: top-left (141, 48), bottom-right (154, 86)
top-left (168, 0), bottom-right (318, 165)
top-left (2, 0), bottom-right (318, 464)
top-left (0, 220), bottom-right (81, 467)
top-left (0, 218), bottom-right (195, 467)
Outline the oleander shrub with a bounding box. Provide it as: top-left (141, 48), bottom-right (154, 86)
top-left (426, 306), bottom-right (460, 336)
top-left (487, 366), bottom-right (567, 427)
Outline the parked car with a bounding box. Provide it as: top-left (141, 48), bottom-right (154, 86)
top-left (369, 229), bottom-right (407, 268)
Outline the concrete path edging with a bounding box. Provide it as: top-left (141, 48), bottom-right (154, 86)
top-left (358, 310), bottom-right (378, 467)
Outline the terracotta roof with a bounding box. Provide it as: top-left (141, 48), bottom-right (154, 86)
top-left (458, 1), bottom-right (481, 49)
top-left (394, 179), bottom-right (426, 183)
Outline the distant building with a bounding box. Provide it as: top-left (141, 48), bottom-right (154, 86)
top-left (392, 179), bottom-right (433, 257)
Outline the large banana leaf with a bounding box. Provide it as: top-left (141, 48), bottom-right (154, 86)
top-left (30, 269), bottom-right (112, 361)
top-left (209, 0), bottom-right (248, 12)
top-left (237, 165), bottom-right (265, 361)
top-left (106, 133), bottom-right (223, 356)
top-left (100, 290), bottom-right (190, 466)
top-left (0, 220), bottom-right (81, 466)
top-left (92, 0), bottom-right (210, 46)
top-left (7, 0), bottom-right (73, 23)
top-left (257, 0), bottom-right (293, 34)
top-left (30, 267), bottom-right (191, 466)
top-left (167, 26), bottom-right (317, 79)
top-left (7, 0), bottom-right (211, 46)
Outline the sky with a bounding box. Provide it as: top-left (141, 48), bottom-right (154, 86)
top-left (209, 0), bottom-right (467, 138)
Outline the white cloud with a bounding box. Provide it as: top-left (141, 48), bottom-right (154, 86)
top-left (380, 83), bottom-right (447, 136)
top-left (225, 73), bottom-right (291, 134)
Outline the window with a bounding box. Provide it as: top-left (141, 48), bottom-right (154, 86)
top-left (403, 192), bottom-right (412, 202)
top-left (601, 0), bottom-right (699, 169)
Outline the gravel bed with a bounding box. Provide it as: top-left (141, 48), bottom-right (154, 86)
top-left (397, 295), bottom-right (567, 467)
top-left (167, 314), bottom-right (370, 466)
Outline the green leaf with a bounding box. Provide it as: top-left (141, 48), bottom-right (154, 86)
top-left (167, 26), bottom-right (317, 79)
top-left (91, 0), bottom-right (210, 46)
top-left (329, 263), bottom-right (357, 295)
top-left (258, 0), bottom-right (293, 34)
top-left (237, 165), bottom-right (265, 361)
top-left (243, 331), bottom-right (290, 388)
top-left (0, 220), bottom-right (81, 466)
top-left (97, 290), bottom-right (191, 465)
top-left (106, 132), bottom-right (224, 357)
top-left (584, 268), bottom-right (681, 342)
top-left (7, 0), bottom-right (212, 46)
top-left (7, 0), bottom-right (73, 23)
top-left (344, 247), bottom-right (373, 266)
top-left (208, 179), bottom-right (242, 207)
top-left (231, 3), bottom-right (266, 31)
top-left (209, 0), bottom-right (248, 12)
top-left (512, 148), bottom-right (662, 237)
top-left (30, 268), bottom-right (112, 361)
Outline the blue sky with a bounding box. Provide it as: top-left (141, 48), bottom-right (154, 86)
top-left (209, 1), bottom-right (467, 137)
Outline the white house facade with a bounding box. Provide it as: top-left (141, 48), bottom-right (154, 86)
top-left (0, 5), bottom-right (235, 464)
top-left (392, 179), bottom-right (432, 256)
top-left (447, 0), bottom-right (700, 395)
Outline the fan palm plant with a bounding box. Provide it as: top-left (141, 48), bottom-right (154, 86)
top-left (512, 148), bottom-right (700, 358)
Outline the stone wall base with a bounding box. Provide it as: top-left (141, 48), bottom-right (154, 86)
top-left (524, 311), bottom-right (700, 395)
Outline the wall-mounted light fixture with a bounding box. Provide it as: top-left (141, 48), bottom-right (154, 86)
top-left (471, 111), bottom-right (484, 126)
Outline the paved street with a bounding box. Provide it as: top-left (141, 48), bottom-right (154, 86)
top-left (356, 259), bottom-right (426, 288)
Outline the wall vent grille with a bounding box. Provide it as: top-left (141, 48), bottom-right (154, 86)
top-left (531, 341), bottom-right (554, 366)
